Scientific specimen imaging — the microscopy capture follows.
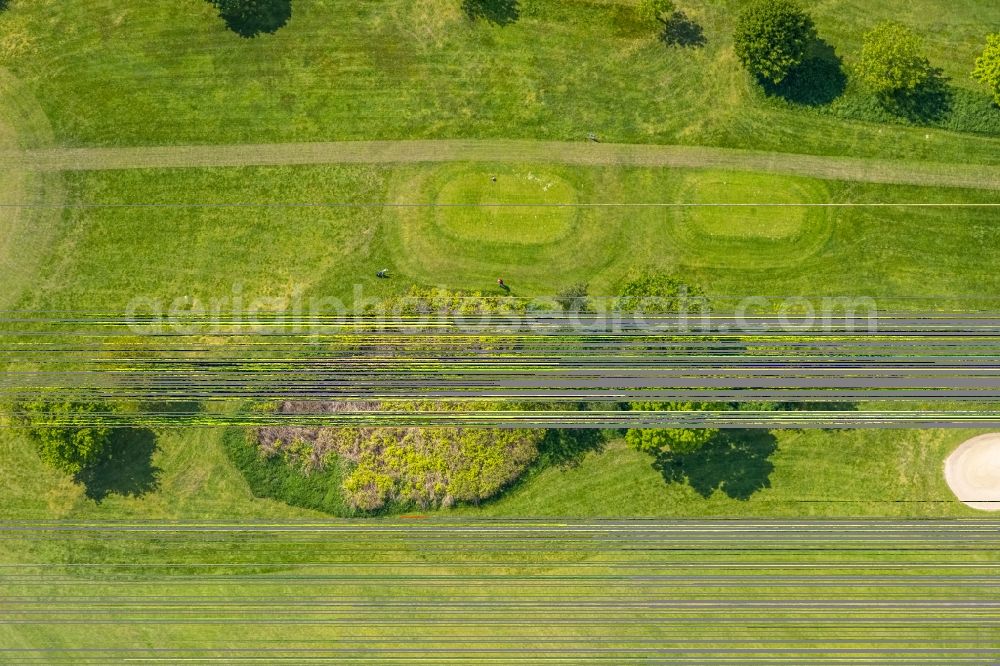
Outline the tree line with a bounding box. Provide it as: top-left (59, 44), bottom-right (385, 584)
top-left (201, 0), bottom-right (1000, 110)
top-left (723, 0), bottom-right (998, 108)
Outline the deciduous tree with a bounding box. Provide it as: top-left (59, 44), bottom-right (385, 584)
top-left (972, 33), bottom-right (1000, 106)
top-left (625, 402), bottom-right (720, 455)
top-left (854, 22), bottom-right (934, 97)
top-left (637, 0), bottom-right (676, 25)
top-left (21, 401), bottom-right (112, 475)
top-left (733, 0), bottom-right (816, 84)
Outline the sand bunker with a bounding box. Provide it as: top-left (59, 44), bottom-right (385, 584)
top-left (945, 434), bottom-right (1000, 511)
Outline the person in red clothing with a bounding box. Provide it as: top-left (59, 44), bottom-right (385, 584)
top-left (497, 277), bottom-right (509, 291)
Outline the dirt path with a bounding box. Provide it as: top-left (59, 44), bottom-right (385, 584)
top-left (6, 139), bottom-right (1000, 191)
top-left (945, 433), bottom-right (1000, 511)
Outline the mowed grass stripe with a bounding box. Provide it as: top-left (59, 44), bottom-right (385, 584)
top-left (7, 140), bottom-right (1000, 191)
top-left (6, 163), bottom-right (995, 314)
top-left (0, 521), bottom-right (997, 663)
top-left (5, 0), bottom-right (1000, 173)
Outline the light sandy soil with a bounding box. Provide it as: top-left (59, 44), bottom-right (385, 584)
top-left (945, 434), bottom-right (1000, 511)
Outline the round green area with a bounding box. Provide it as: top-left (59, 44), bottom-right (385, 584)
top-left (386, 165), bottom-right (622, 293)
top-left (666, 170), bottom-right (833, 270)
top-left (435, 170), bottom-right (577, 245)
top-left (677, 171), bottom-right (823, 240)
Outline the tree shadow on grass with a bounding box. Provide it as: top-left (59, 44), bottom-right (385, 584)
top-left (738, 401), bottom-right (858, 433)
top-left (462, 0), bottom-right (520, 26)
top-left (215, 0), bottom-right (292, 38)
top-left (881, 69), bottom-right (953, 124)
top-left (779, 401), bottom-right (859, 432)
top-left (539, 428), bottom-right (607, 468)
top-left (144, 400), bottom-right (202, 415)
top-left (762, 38), bottom-right (846, 106)
top-left (652, 429), bottom-right (777, 500)
top-left (74, 428), bottom-right (160, 502)
top-left (659, 11), bottom-right (706, 48)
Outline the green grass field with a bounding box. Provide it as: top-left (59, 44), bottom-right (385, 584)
top-left (435, 167), bottom-right (577, 244)
top-left (464, 430), bottom-right (985, 518)
top-left (0, 68), bottom-right (62, 310)
top-left (2, 1), bottom-right (1000, 658)
top-left (0, 423), bottom-right (987, 521)
top-left (2, 519), bottom-right (996, 663)
top-left (2, 0), bottom-right (1000, 165)
top-left (7, 162), bottom-right (997, 315)
top-left (2, 0), bottom-right (999, 520)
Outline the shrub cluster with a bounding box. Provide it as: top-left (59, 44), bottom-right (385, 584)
top-left (365, 285), bottom-right (531, 317)
top-left (614, 272), bottom-right (709, 314)
top-left (224, 427), bottom-right (349, 515)
top-left (256, 402), bottom-right (543, 511)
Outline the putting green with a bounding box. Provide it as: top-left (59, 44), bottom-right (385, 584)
top-left (435, 169), bottom-right (577, 245)
top-left (677, 171), bottom-right (825, 239)
top-left (667, 170), bottom-right (833, 269)
top-left (385, 164), bottom-right (617, 294)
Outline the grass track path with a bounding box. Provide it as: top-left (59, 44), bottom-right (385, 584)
top-left (8, 139), bottom-right (1000, 191)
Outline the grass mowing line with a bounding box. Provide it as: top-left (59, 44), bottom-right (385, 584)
top-left (0, 520), bottom-right (996, 660)
top-left (4, 0), bottom-right (1000, 170)
top-left (4, 203), bottom-right (1000, 210)
top-left (4, 163), bottom-right (996, 314)
top-left (6, 139), bottom-right (1000, 191)
top-left (0, 68), bottom-right (63, 310)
